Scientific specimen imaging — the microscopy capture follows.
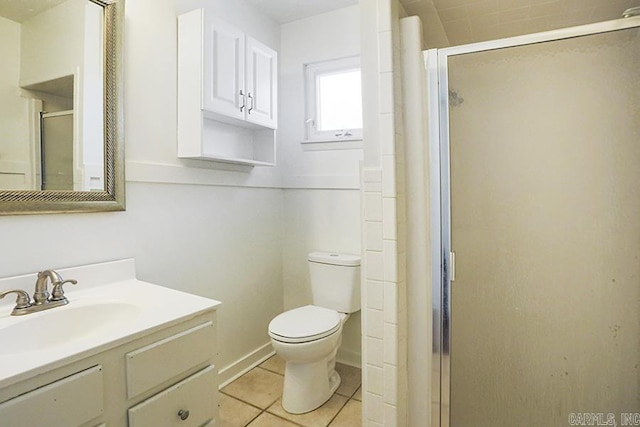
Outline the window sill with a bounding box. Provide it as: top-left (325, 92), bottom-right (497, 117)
top-left (301, 138), bottom-right (363, 151)
top-left (301, 137), bottom-right (363, 144)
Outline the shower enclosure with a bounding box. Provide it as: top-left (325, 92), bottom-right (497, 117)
top-left (428, 17), bottom-right (640, 427)
top-left (39, 110), bottom-right (74, 191)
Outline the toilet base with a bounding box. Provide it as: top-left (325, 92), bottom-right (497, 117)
top-left (281, 355), bottom-right (341, 414)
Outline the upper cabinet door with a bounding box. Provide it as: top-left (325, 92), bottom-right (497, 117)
top-left (203, 18), bottom-right (245, 120)
top-left (245, 36), bottom-right (278, 129)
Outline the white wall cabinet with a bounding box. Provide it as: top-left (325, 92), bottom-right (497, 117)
top-left (178, 8), bottom-right (278, 166)
top-left (244, 35), bottom-right (278, 128)
top-left (202, 19), bottom-right (245, 121)
top-left (0, 311), bottom-right (218, 427)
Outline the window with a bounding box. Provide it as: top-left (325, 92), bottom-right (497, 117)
top-left (305, 56), bottom-right (363, 142)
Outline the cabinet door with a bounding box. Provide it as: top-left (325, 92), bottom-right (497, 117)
top-left (0, 365), bottom-right (103, 427)
top-left (245, 36), bottom-right (278, 129)
top-left (203, 18), bottom-right (245, 120)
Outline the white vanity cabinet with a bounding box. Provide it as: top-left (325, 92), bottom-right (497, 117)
top-left (0, 310), bottom-right (219, 427)
top-left (0, 365), bottom-right (104, 427)
top-left (178, 8), bottom-right (278, 166)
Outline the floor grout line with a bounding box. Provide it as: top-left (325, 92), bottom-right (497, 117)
top-left (326, 395), bottom-right (351, 427)
top-left (224, 357), bottom-right (361, 427)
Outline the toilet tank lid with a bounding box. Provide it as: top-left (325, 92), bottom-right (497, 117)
top-left (308, 252), bottom-right (361, 266)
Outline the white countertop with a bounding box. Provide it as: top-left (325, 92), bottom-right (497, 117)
top-left (0, 260), bottom-right (221, 389)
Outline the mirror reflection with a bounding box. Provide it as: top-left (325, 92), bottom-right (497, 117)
top-left (0, 0), bottom-right (104, 192)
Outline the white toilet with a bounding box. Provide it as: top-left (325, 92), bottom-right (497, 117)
top-left (268, 252), bottom-right (361, 414)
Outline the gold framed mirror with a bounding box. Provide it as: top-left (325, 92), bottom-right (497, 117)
top-left (0, 0), bottom-right (124, 215)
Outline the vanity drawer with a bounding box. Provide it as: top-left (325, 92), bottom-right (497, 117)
top-left (128, 365), bottom-right (216, 427)
top-left (0, 365), bottom-right (103, 427)
top-left (125, 321), bottom-right (215, 399)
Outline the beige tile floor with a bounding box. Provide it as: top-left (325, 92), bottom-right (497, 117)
top-left (220, 355), bottom-right (362, 427)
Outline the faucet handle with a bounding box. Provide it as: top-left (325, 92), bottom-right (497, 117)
top-left (50, 279), bottom-right (78, 302)
top-left (0, 289), bottom-right (33, 312)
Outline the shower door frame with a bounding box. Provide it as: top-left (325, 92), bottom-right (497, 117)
top-left (426, 16), bottom-right (640, 427)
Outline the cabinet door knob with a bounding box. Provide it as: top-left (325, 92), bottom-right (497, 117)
top-left (177, 409), bottom-right (190, 421)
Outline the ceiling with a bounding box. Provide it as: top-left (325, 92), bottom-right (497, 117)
top-left (244, 0), bottom-right (358, 24)
top-left (0, 0), bottom-right (67, 23)
top-left (3, 0), bottom-right (636, 45)
top-left (402, 0), bottom-right (640, 46)
top-left (245, 0), bottom-right (640, 47)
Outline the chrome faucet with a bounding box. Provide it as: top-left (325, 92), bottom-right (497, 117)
top-left (0, 270), bottom-right (77, 316)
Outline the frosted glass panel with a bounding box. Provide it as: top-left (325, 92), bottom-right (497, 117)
top-left (42, 113), bottom-right (73, 191)
top-left (317, 69), bottom-right (362, 131)
top-left (448, 27), bottom-right (640, 426)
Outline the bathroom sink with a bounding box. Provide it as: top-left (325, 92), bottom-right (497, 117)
top-left (0, 300), bottom-right (142, 355)
top-left (0, 260), bottom-right (222, 390)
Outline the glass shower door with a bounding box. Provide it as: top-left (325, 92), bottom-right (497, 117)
top-left (40, 111), bottom-right (74, 191)
top-left (445, 26), bottom-right (640, 426)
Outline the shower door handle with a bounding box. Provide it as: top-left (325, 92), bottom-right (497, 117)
top-left (449, 251), bottom-right (456, 282)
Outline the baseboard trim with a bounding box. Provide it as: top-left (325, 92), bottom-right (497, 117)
top-left (336, 348), bottom-right (362, 369)
top-left (218, 343), bottom-right (275, 388)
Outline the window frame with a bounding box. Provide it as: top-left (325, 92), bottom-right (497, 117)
top-left (304, 56), bottom-right (363, 143)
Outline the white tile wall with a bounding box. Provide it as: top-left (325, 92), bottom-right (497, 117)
top-left (383, 281), bottom-right (398, 324)
top-left (384, 364), bottom-right (398, 404)
top-left (367, 336), bottom-right (385, 367)
top-left (366, 279), bottom-right (385, 310)
top-left (384, 323), bottom-right (398, 364)
top-left (367, 364), bottom-right (385, 395)
top-left (378, 31), bottom-right (394, 72)
top-left (365, 251), bottom-right (385, 281)
top-left (377, 0), bottom-right (392, 31)
top-left (366, 308), bottom-right (384, 339)
top-left (366, 392), bottom-right (385, 423)
top-left (382, 198), bottom-right (397, 239)
top-left (363, 168), bottom-right (383, 183)
top-left (379, 72), bottom-right (395, 114)
top-left (365, 222), bottom-right (384, 252)
top-left (379, 113), bottom-right (396, 156)
top-left (384, 404), bottom-right (399, 427)
top-left (383, 240), bottom-right (398, 282)
top-left (382, 156), bottom-right (397, 197)
top-left (361, 0), bottom-right (409, 425)
top-left (364, 192), bottom-right (383, 221)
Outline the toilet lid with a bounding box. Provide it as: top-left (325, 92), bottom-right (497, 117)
top-left (269, 305), bottom-right (341, 344)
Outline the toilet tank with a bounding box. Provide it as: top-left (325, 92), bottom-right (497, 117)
top-left (308, 252), bottom-right (361, 313)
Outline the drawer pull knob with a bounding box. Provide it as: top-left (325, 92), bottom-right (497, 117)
top-left (178, 409), bottom-right (190, 421)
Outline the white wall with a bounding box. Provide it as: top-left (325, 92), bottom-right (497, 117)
top-left (20, 0), bottom-right (85, 86)
top-left (0, 16), bottom-right (30, 189)
top-left (126, 0), bottom-right (282, 188)
top-left (0, 0), bottom-right (364, 381)
top-left (126, 183), bottom-right (284, 372)
top-left (282, 189), bottom-right (362, 366)
top-left (0, 0), bottom-right (284, 381)
top-left (19, 0), bottom-right (104, 191)
top-left (279, 5), bottom-right (363, 187)
top-left (278, 6), bottom-right (363, 366)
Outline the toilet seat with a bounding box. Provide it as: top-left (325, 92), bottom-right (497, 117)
top-left (269, 305), bottom-right (341, 344)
